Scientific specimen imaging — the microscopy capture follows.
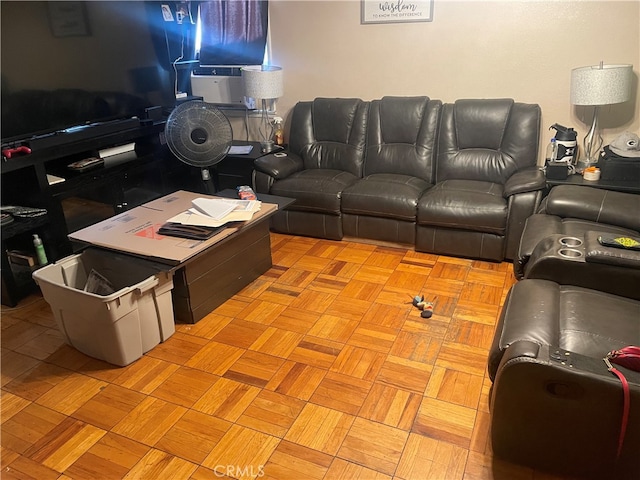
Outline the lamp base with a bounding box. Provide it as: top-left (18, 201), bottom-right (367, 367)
top-left (260, 140), bottom-right (275, 153)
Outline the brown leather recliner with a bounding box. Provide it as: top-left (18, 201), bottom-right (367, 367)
top-left (488, 279), bottom-right (640, 478)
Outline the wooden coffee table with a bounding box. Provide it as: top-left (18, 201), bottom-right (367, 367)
top-left (69, 190), bottom-right (293, 323)
top-left (172, 190), bottom-right (293, 323)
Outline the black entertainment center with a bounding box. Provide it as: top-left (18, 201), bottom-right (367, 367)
top-left (0, 118), bottom-right (193, 306)
top-left (0, 1), bottom-right (197, 306)
top-left (0, 1), bottom-right (265, 306)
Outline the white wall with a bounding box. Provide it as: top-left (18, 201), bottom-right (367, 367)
top-left (262, 0), bottom-right (639, 164)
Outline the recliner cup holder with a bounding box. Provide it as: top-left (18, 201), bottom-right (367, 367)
top-left (559, 237), bottom-right (583, 247)
top-left (558, 248), bottom-right (583, 259)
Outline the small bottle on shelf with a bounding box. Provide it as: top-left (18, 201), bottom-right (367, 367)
top-left (33, 234), bottom-right (48, 266)
top-left (545, 137), bottom-right (557, 164)
top-left (273, 117), bottom-right (284, 147)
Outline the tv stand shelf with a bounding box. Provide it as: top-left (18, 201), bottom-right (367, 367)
top-left (1, 121), bottom-right (190, 307)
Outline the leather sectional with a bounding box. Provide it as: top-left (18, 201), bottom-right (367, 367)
top-left (489, 187), bottom-right (640, 477)
top-left (253, 96), bottom-right (544, 261)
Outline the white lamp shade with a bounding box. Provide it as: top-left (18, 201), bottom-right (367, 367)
top-left (570, 64), bottom-right (633, 106)
top-left (242, 65), bottom-right (283, 99)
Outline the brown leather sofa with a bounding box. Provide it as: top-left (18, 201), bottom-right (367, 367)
top-left (488, 279), bottom-right (640, 478)
top-left (253, 96), bottom-right (544, 261)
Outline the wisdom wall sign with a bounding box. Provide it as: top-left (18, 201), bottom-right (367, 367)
top-left (361, 0), bottom-right (434, 24)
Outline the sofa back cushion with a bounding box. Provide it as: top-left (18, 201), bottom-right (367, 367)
top-left (437, 99), bottom-right (541, 184)
top-left (364, 96), bottom-right (442, 182)
top-left (289, 98), bottom-right (369, 177)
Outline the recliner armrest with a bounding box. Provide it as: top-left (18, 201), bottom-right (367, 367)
top-left (545, 185), bottom-right (640, 231)
top-left (584, 231), bottom-right (640, 269)
top-left (503, 167), bottom-right (546, 197)
top-left (254, 152), bottom-right (303, 180)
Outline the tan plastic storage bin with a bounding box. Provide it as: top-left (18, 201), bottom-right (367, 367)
top-left (33, 248), bottom-right (175, 366)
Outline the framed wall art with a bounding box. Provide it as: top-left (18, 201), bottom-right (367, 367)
top-left (361, 0), bottom-right (434, 24)
top-left (48, 2), bottom-right (90, 37)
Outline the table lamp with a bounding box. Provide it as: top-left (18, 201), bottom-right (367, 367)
top-left (570, 62), bottom-right (633, 168)
top-left (242, 65), bottom-right (284, 153)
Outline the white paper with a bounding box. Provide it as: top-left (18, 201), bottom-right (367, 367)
top-left (191, 198), bottom-right (236, 220)
top-left (168, 199), bottom-right (262, 227)
top-left (228, 145), bottom-right (253, 155)
top-left (167, 210), bottom-right (255, 227)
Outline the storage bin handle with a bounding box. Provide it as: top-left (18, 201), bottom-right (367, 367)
top-left (134, 276), bottom-right (159, 295)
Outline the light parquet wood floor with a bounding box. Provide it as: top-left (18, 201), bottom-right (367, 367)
top-left (1, 233), bottom-right (573, 480)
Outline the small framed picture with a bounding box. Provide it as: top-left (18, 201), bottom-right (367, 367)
top-left (361, 0), bottom-right (434, 24)
top-left (48, 2), bottom-right (90, 37)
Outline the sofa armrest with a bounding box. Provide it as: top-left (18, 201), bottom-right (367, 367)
top-left (254, 152), bottom-right (303, 180)
top-left (503, 167), bottom-right (546, 198)
top-left (545, 185), bottom-right (640, 231)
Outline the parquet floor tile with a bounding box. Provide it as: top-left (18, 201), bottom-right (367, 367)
top-left (287, 336), bottom-right (343, 369)
top-left (249, 326), bottom-right (305, 358)
top-left (375, 355), bottom-right (433, 393)
top-left (266, 361), bottom-right (327, 400)
top-left (111, 396), bottom-right (187, 445)
top-left (336, 417), bottom-right (408, 476)
top-left (145, 331), bottom-right (209, 365)
top-left (2, 453), bottom-right (61, 480)
top-left (64, 432), bottom-right (150, 480)
top-left (330, 344), bottom-right (386, 381)
top-left (284, 403), bottom-right (354, 455)
top-left (236, 390), bottom-right (305, 437)
top-left (202, 424), bottom-right (280, 477)
top-left (2, 403), bottom-right (66, 454)
top-left (35, 374), bottom-right (107, 416)
top-left (307, 314), bottom-right (359, 343)
top-left (3, 361), bottom-right (71, 402)
top-left (71, 383), bottom-right (146, 430)
top-left (309, 371), bottom-right (372, 415)
top-left (123, 448), bottom-right (198, 479)
top-left (27, 418), bottom-right (106, 473)
top-left (0, 391), bottom-right (31, 423)
top-left (262, 440), bottom-right (333, 480)
top-left (150, 366), bottom-right (219, 409)
top-left (214, 319), bottom-right (270, 349)
top-left (412, 397), bottom-right (477, 449)
top-left (325, 457), bottom-right (392, 479)
top-left (359, 382), bottom-right (421, 430)
top-left (155, 410), bottom-right (231, 464)
top-left (111, 356), bottom-right (180, 394)
top-left (192, 377), bottom-right (261, 422)
top-left (1, 349), bottom-right (41, 387)
top-left (223, 350), bottom-right (286, 388)
top-left (1, 233), bottom-right (577, 479)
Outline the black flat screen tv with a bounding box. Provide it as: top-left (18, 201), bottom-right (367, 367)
top-left (1, 1), bottom-right (182, 146)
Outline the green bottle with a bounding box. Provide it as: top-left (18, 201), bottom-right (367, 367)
top-left (33, 234), bottom-right (48, 266)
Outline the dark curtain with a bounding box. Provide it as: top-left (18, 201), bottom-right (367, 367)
top-left (198, 0), bottom-right (268, 66)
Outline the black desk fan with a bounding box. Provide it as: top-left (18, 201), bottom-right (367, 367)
top-left (165, 100), bottom-right (232, 194)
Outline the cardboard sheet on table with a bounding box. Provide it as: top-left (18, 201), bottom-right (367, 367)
top-left (68, 191), bottom-right (277, 265)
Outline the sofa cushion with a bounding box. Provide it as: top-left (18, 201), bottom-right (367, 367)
top-left (437, 99), bottom-right (541, 184)
top-left (289, 98), bottom-right (369, 177)
top-left (417, 179), bottom-right (507, 235)
top-left (342, 173), bottom-right (431, 221)
top-left (270, 169), bottom-right (358, 215)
